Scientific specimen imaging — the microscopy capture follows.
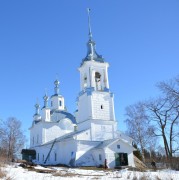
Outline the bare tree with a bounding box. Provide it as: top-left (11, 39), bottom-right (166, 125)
top-left (0, 117), bottom-right (26, 161)
top-left (158, 75), bottom-right (179, 101)
top-left (125, 102), bottom-right (155, 162)
top-left (146, 76), bottom-right (179, 159)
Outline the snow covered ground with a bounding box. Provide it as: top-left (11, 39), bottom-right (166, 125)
top-left (2, 163), bottom-right (179, 180)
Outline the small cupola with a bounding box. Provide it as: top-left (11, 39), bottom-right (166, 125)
top-left (51, 79), bottom-right (65, 111)
top-left (42, 93), bottom-right (49, 109)
top-left (33, 102), bottom-right (41, 121)
top-left (41, 93), bottom-right (51, 122)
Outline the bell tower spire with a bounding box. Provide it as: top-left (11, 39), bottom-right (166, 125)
top-left (87, 8), bottom-right (92, 40)
top-left (81, 8), bottom-right (104, 66)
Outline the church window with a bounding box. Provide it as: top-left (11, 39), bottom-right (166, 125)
top-left (59, 100), bottom-right (62, 106)
top-left (101, 105), bottom-right (103, 109)
top-left (83, 75), bottom-right (87, 88)
top-left (55, 153), bottom-right (57, 161)
top-left (48, 155), bottom-right (50, 161)
top-left (51, 101), bottom-right (53, 107)
top-left (32, 137), bottom-right (34, 145)
top-left (37, 135), bottom-right (39, 144)
top-left (43, 154), bottom-right (44, 161)
top-left (37, 153), bottom-right (39, 161)
top-left (95, 72), bottom-right (102, 91)
top-left (99, 154), bottom-right (102, 161)
top-left (117, 145), bottom-right (120, 149)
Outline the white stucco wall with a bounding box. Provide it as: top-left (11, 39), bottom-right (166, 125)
top-left (30, 123), bottom-right (43, 148)
top-left (35, 139), bottom-right (77, 166)
top-left (92, 149), bottom-right (105, 167)
top-left (76, 93), bottom-right (92, 123)
top-left (91, 92), bottom-right (113, 121)
top-left (91, 122), bottom-right (113, 141)
top-left (30, 120), bottom-right (74, 147)
top-left (76, 129), bottom-right (91, 141)
top-left (77, 91), bottom-right (115, 124)
top-left (43, 120), bottom-right (74, 143)
top-left (104, 140), bottom-right (135, 168)
top-left (75, 140), bottom-right (100, 166)
top-left (41, 108), bottom-right (51, 122)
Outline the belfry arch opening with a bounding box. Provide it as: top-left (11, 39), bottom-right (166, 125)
top-left (95, 72), bottom-right (102, 91)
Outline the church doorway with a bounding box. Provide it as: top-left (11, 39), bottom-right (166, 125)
top-left (115, 153), bottom-right (128, 167)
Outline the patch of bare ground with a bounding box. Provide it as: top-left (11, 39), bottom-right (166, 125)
top-left (53, 171), bottom-right (80, 177)
top-left (30, 168), bottom-right (56, 174)
top-left (78, 166), bottom-right (104, 170)
top-left (19, 163), bottom-right (56, 174)
top-left (0, 156), bottom-right (10, 179)
top-left (53, 170), bottom-right (104, 178)
top-left (78, 166), bottom-right (115, 172)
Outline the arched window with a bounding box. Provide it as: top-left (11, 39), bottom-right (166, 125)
top-left (95, 72), bottom-right (102, 90)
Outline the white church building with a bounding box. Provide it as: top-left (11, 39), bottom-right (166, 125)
top-left (28, 11), bottom-right (135, 168)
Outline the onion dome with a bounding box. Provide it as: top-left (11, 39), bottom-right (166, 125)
top-left (43, 93), bottom-right (49, 108)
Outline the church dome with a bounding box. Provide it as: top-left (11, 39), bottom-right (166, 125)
top-left (50, 109), bottom-right (76, 124)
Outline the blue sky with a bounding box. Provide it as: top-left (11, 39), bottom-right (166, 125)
top-left (0, 1), bottom-right (179, 146)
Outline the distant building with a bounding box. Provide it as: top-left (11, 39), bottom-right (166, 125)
top-left (26, 10), bottom-right (135, 168)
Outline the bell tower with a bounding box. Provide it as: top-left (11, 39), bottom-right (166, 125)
top-left (76, 9), bottom-right (117, 141)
